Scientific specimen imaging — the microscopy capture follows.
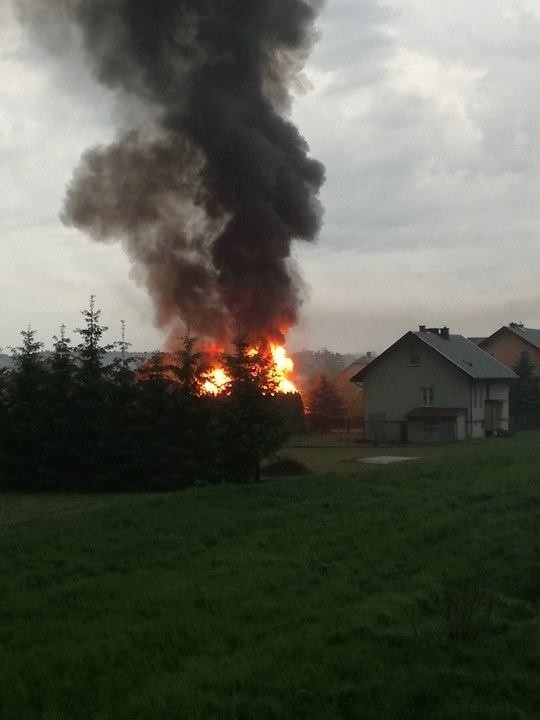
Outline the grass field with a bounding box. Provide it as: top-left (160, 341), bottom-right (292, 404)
top-left (0, 433), bottom-right (539, 719)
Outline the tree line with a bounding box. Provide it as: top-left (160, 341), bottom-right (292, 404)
top-left (0, 298), bottom-right (304, 491)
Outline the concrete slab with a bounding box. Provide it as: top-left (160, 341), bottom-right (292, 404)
top-left (361, 456), bottom-right (419, 465)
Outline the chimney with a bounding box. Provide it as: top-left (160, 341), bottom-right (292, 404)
top-left (441, 326), bottom-right (450, 340)
top-left (419, 325), bottom-right (426, 332)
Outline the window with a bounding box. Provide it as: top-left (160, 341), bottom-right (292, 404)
top-left (408, 356), bottom-right (421, 367)
top-left (422, 387), bottom-right (434, 407)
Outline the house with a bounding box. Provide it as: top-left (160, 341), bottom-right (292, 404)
top-left (479, 323), bottom-right (540, 377)
top-left (350, 326), bottom-right (517, 443)
top-left (334, 353), bottom-right (375, 426)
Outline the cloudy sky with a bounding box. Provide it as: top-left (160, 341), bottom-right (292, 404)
top-left (1, 0), bottom-right (539, 353)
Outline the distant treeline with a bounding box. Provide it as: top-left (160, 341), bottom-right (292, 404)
top-left (0, 348), bottom-right (362, 376)
top-left (0, 298), bottom-right (304, 492)
top-left (292, 349), bottom-right (359, 383)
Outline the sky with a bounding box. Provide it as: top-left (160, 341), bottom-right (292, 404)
top-left (1, 0), bottom-right (540, 354)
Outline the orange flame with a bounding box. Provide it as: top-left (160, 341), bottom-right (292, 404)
top-left (202, 367), bottom-right (230, 395)
top-left (200, 342), bottom-right (298, 396)
top-left (270, 343), bottom-right (297, 394)
top-left (138, 339), bottom-right (298, 396)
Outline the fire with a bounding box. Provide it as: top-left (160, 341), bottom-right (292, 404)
top-left (270, 343), bottom-right (297, 394)
top-left (202, 367), bottom-right (230, 395)
top-left (138, 338), bottom-right (298, 396)
top-left (201, 342), bottom-right (298, 396)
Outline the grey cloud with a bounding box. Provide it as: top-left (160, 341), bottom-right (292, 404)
top-left (296, 0), bottom-right (540, 246)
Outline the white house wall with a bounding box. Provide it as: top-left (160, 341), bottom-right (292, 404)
top-left (487, 381), bottom-right (511, 431)
top-left (468, 381), bottom-right (511, 436)
top-left (469, 382), bottom-right (486, 439)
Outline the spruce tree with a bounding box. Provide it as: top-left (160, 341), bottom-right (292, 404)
top-left (75, 296), bottom-right (112, 383)
top-left (510, 351), bottom-right (540, 429)
top-left (73, 296), bottom-right (113, 485)
top-left (104, 321), bottom-right (142, 487)
top-left (135, 350), bottom-right (189, 487)
top-left (307, 373), bottom-right (346, 432)
top-left (219, 337), bottom-right (288, 482)
top-left (5, 327), bottom-right (48, 485)
top-left (42, 325), bottom-right (78, 486)
top-left (50, 325), bottom-right (75, 389)
top-left (171, 333), bottom-right (206, 397)
top-left (0, 367), bottom-right (6, 464)
top-left (110, 320), bottom-right (137, 398)
top-left (170, 334), bottom-right (218, 485)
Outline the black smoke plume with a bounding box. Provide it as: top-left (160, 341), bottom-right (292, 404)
top-left (18, 0), bottom-right (325, 345)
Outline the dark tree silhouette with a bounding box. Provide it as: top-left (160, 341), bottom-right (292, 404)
top-left (4, 327), bottom-right (48, 486)
top-left (0, 306), bottom-right (294, 491)
top-left (72, 297), bottom-right (114, 486)
top-left (510, 351), bottom-right (540, 429)
top-left (170, 334), bottom-right (207, 397)
top-left (307, 373), bottom-right (346, 432)
top-left (219, 337), bottom-right (289, 482)
top-left (41, 325), bottom-right (78, 487)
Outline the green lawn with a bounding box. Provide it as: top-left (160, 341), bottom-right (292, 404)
top-left (0, 434), bottom-right (539, 719)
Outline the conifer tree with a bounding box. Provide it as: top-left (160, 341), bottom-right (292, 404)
top-left (219, 337), bottom-right (288, 482)
top-left (50, 324), bottom-right (75, 389)
top-left (0, 365), bottom-right (6, 441)
top-left (307, 373), bottom-right (346, 432)
top-left (110, 320), bottom-right (138, 392)
top-left (513, 351), bottom-right (536, 383)
top-left (510, 351), bottom-right (540, 429)
top-left (134, 349), bottom-right (195, 487)
top-left (171, 333), bottom-right (206, 397)
top-left (5, 327), bottom-right (48, 484)
top-left (116, 320), bottom-right (132, 367)
top-left (103, 320), bottom-right (142, 487)
top-left (10, 326), bottom-right (45, 388)
top-left (75, 295), bottom-right (112, 384)
top-left (0, 349), bottom-right (10, 482)
top-left (42, 325), bottom-right (77, 486)
top-left (73, 296), bottom-right (113, 484)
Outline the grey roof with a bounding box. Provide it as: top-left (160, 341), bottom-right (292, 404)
top-left (350, 330), bottom-right (518, 384)
top-left (413, 332), bottom-right (517, 380)
top-left (506, 325), bottom-right (540, 350)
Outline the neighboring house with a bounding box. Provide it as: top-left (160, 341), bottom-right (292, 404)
top-left (334, 352), bottom-right (375, 426)
top-left (350, 326), bottom-right (517, 443)
top-left (480, 323), bottom-right (540, 377)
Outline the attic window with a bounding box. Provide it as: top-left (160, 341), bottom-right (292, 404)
top-left (408, 356), bottom-right (421, 367)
